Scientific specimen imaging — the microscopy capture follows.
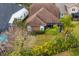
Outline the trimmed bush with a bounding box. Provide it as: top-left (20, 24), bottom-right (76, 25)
top-left (45, 25), bottom-right (59, 35)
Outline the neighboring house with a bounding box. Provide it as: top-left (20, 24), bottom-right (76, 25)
top-left (65, 3), bottom-right (79, 14)
top-left (26, 3), bottom-right (62, 32)
top-left (0, 3), bottom-right (29, 32)
top-left (65, 3), bottom-right (79, 20)
top-left (55, 3), bottom-right (68, 18)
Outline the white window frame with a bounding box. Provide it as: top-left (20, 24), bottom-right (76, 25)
top-left (27, 26), bottom-right (32, 31)
top-left (24, 13), bottom-right (26, 17)
top-left (40, 26), bottom-right (44, 31)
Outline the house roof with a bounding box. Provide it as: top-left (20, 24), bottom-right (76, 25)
top-left (0, 3), bottom-right (23, 32)
top-left (26, 14), bottom-right (46, 26)
top-left (55, 3), bottom-right (67, 14)
top-left (26, 8), bottom-right (59, 26)
top-left (36, 8), bottom-right (59, 24)
top-left (65, 3), bottom-right (79, 8)
top-left (29, 3), bottom-right (60, 18)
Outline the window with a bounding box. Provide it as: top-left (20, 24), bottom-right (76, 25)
top-left (19, 16), bottom-right (23, 20)
top-left (40, 26), bottom-right (44, 31)
top-left (27, 26), bottom-right (32, 31)
top-left (24, 13), bottom-right (26, 17)
top-left (61, 13), bottom-right (63, 16)
top-left (72, 9), bottom-right (75, 11)
top-left (20, 16), bottom-right (22, 19)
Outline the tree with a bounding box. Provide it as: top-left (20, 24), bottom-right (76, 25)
top-left (8, 30), bottom-right (25, 56)
top-left (60, 15), bottom-right (73, 27)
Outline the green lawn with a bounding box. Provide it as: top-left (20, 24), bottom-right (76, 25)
top-left (72, 23), bottom-right (79, 38)
top-left (56, 47), bottom-right (79, 56)
top-left (70, 47), bottom-right (79, 56)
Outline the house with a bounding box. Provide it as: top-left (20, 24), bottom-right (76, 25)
top-left (0, 3), bottom-right (29, 32)
top-left (65, 3), bottom-right (79, 20)
top-left (55, 3), bottom-right (68, 18)
top-left (26, 12), bottom-right (46, 32)
top-left (26, 3), bottom-right (62, 32)
top-left (65, 3), bottom-right (79, 14)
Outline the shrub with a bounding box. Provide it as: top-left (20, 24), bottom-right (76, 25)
top-left (13, 19), bottom-right (26, 29)
top-left (31, 31), bottom-right (45, 35)
top-left (31, 32), bottom-right (79, 56)
top-left (70, 47), bottom-right (79, 56)
top-left (60, 15), bottom-right (73, 27)
top-left (45, 25), bottom-right (59, 35)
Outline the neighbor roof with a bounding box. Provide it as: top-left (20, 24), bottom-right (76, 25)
top-left (65, 3), bottom-right (79, 8)
top-left (55, 3), bottom-right (67, 14)
top-left (29, 3), bottom-right (60, 18)
top-left (0, 3), bottom-right (23, 32)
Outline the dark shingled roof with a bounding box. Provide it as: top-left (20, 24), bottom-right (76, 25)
top-left (0, 3), bottom-right (23, 32)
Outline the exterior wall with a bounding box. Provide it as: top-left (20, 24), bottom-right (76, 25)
top-left (60, 13), bottom-right (68, 18)
top-left (9, 8), bottom-right (29, 24)
top-left (67, 6), bottom-right (79, 14)
top-left (32, 26), bottom-right (40, 32)
top-left (55, 4), bottom-right (67, 18)
top-left (27, 26), bottom-right (44, 32)
top-left (27, 25), bottom-right (45, 32)
top-left (13, 8), bottom-right (29, 20)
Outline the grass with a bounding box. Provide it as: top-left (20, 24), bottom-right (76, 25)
top-left (56, 47), bottom-right (79, 56)
top-left (55, 47), bottom-right (79, 56)
top-left (70, 47), bottom-right (79, 56)
top-left (55, 48), bottom-right (79, 56)
top-left (35, 34), bottom-right (56, 46)
top-left (24, 26), bottom-right (60, 48)
top-left (70, 23), bottom-right (79, 56)
top-left (23, 34), bottom-right (57, 48)
top-left (72, 24), bottom-right (79, 38)
top-left (31, 27), bottom-right (61, 48)
top-left (56, 51), bottom-right (71, 56)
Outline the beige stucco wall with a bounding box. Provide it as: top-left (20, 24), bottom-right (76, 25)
top-left (27, 25), bottom-right (45, 32)
top-left (67, 6), bottom-right (79, 14)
